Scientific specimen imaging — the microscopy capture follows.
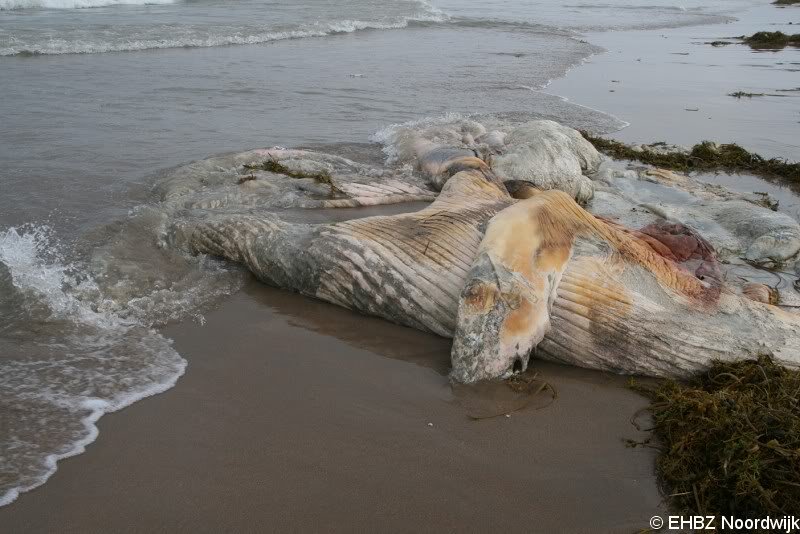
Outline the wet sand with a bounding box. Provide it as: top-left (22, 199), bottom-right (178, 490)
top-left (0, 280), bottom-right (663, 533)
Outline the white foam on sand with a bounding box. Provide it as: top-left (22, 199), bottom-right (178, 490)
top-left (0, 365), bottom-right (187, 507)
top-left (0, 226), bottom-right (187, 507)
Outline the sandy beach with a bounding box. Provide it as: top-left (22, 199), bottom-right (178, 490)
top-left (0, 280), bottom-right (663, 533)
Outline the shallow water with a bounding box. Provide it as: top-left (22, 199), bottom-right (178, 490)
top-left (0, 0), bottom-right (782, 507)
top-left (548, 3), bottom-right (800, 158)
top-left (0, 0), bottom-right (752, 55)
top-left (696, 171), bottom-right (800, 221)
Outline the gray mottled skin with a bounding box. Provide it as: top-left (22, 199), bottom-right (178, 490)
top-left (591, 165), bottom-right (800, 268)
top-left (169, 172), bottom-right (512, 338)
top-left (491, 120), bottom-right (599, 204)
top-left (156, 147), bottom-right (437, 212)
top-left (164, 119), bottom-right (800, 383)
top-left (381, 119), bottom-right (600, 203)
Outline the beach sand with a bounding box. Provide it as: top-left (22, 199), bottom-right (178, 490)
top-left (0, 280), bottom-right (664, 533)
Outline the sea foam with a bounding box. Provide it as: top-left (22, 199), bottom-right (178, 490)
top-left (0, 0), bottom-right (176, 9)
top-left (0, 226), bottom-right (187, 507)
top-left (0, 13), bottom-right (450, 56)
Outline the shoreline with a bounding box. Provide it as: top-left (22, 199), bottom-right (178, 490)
top-left (0, 281), bottom-right (665, 532)
top-left (547, 2), bottom-right (800, 159)
top-left (1, 1), bottom-right (797, 529)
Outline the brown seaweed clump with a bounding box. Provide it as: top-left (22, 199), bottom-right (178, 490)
top-left (742, 31), bottom-right (800, 49)
top-left (243, 158), bottom-right (344, 196)
top-left (773, 0), bottom-right (800, 6)
top-left (728, 91), bottom-right (767, 98)
top-left (633, 355), bottom-right (800, 517)
top-left (580, 132), bottom-right (800, 182)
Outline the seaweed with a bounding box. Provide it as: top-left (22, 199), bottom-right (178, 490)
top-left (741, 31), bottom-right (800, 49)
top-left (580, 132), bottom-right (800, 181)
top-left (243, 158), bottom-right (344, 196)
top-left (630, 355), bottom-right (800, 517)
top-left (729, 91), bottom-right (792, 98)
top-left (773, 0), bottom-right (800, 5)
top-left (729, 91), bottom-right (767, 98)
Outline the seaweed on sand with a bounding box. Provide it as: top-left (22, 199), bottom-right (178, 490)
top-left (580, 132), bottom-right (800, 182)
top-left (631, 355), bottom-right (800, 517)
top-left (741, 31), bottom-right (800, 49)
top-left (773, 0), bottom-right (800, 6)
top-left (244, 158), bottom-right (345, 196)
top-left (728, 91), bottom-right (767, 98)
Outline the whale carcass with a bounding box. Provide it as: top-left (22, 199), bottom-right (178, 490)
top-left (162, 119), bottom-right (800, 383)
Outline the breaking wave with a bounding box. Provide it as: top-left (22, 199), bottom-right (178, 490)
top-left (0, 1), bottom-right (450, 56)
top-left (1, 19), bottom-right (451, 57)
top-left (0, 221), bottom-right (243, 506)
top-left (0, 0), bottom-right (176, 9)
